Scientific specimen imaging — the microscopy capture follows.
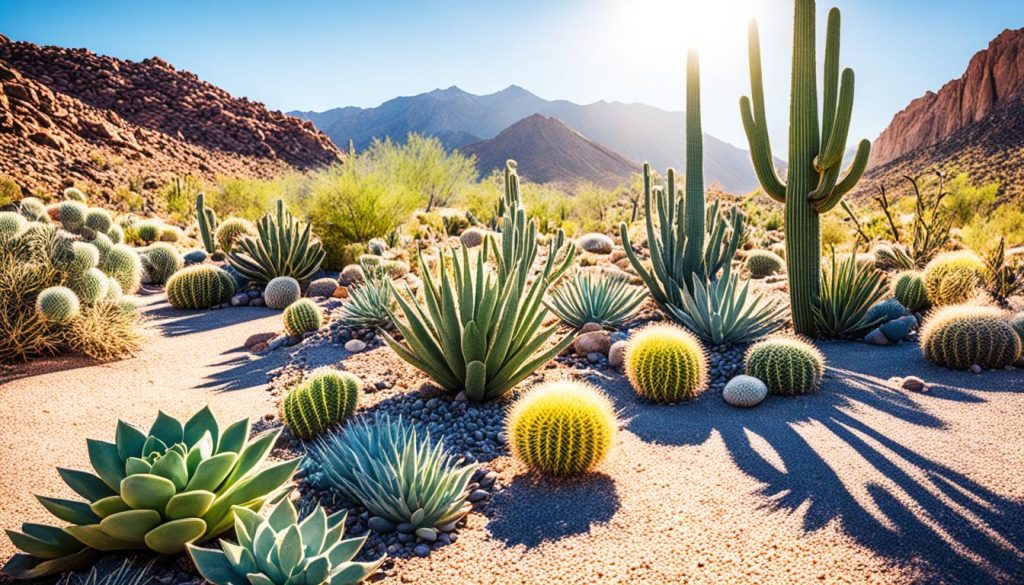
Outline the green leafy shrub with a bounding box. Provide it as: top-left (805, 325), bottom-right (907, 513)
top-left (892, 270), bottom-right (929, 312)
top-left (188, 498), bottom-right (383, 585)
top-left (0, 176), bottom-right (20, 207)
top-left (165, 265), bottom-right (237, 310)
top-left (283, 298), bottom-right (322, 337)
top-left (264, 276), bottom-right (301, 310)
top-left (546, 271), bottom-right (646, 329)
top-left (281, 369), bottom-right (359, 440)
top-left (924, 251), bottom-right (984, 306)
top-left (3, 408), bottom-right (300, 579)
top-left (307, 414), bottom-right (477, 542)
top-left (814, 250), bottom-right (888, 339)
top-left (625, 324), bottom-right (708, 403)
top-left (506, 380), bottom-right (617, 476)
top-left (214, 217), bottom-right (256, 254)
top-left (141, 243), bottom-right (182, 285)
top-left (745, 250), bottom-right (785, 278)
top-left (228, 200), bottom-right (325, 284)
top-left (159, 225), bottom-right (182, 243)
top-left (745, 337), bottom-right (825, 396)
top-left (920, 306), bottom-right (1022, 370)
top-left (36, 286), bottom-right (80, 324)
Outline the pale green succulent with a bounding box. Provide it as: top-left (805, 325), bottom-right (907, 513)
top-left (3, 407), bottom-right (301, 579)
top-left (307, 414), bottom-right (477, 542)
top-left (546, 271), bottom-right (647, 329)
top-left (188, 498), bottom-right (384, 585)
top-left (336, 272), bottom-right (395, 330)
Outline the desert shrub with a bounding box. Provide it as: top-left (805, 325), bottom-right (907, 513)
top-left (507, 380), bottom-right (617, 476)
top-left (962, 203), bottom-right (1024, 253)
top-left (944, 173), bottom-right (999, 226)
top-left (745, 336), bottom-right (825, 396)
top-left (814, 249), bottom-right (888, 339)
top-left (546, 271), bottom-right (646, 329)
top-left (625, 324), bottom-right (708, 403)
top-left (0, 176), bottom-right (20, 207)
top-left (364, 133), bottom-right (478, 211)
top-left (165, 265), bottom-right (237, 310)
top-left (923, 251), bottom-right (984, 306)
top-left (66, 299), bottom-right (142, 360)
top-left (307, 414), bottom-right (478, 541)
top-left (283, 298), bottom-right (322, 337)
top-left (920, 306), bottom-right (1022, 370)
top-left (158, 175), bottom-right (201, 223)
top-left (281, 368), bottom-right (359, 439)
top-left (206, 175), bottom-right (279, 221)
top-left (135, 219), bottom-right (163, 243)
top-left (746, 250), bottom-right (785, 278)
top-left (264, 276), bottom-right (301, 310)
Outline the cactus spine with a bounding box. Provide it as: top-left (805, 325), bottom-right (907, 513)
top-left (740, 1), bottom-right (871, 336)
top-left (920, 306), bottom-right (1022, 370)
top-left (195, 192), bottom-right (218, 254)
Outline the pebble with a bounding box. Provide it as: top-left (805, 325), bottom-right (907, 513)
top-left (345, 339), bottom-right (367, 353)
top-left (230, 293), bottom-right (250, 307)
top-left (413, 544), bottom-right (431, 557)
top-left (468, 489), bottom-right (489, 503)
top-left (574, 330), bottom-right (611, 356)
top-left (608, 340), bottom-right (627, 368)
top-left (901, 376), bottom-right (928, 392)
top-left (970, 364), bottom-right (983, 374)
top-left (250, 297), bottom-right (265, 307)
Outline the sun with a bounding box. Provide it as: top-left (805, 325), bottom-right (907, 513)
top-left (606, 0), bottom-right (760, 56)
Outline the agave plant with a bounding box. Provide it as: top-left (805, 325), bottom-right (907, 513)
top-left (667, 266), bottom-right (787, 346)
top-left (384, 238), bottom-right (573, 401)
top-left (336, 263), bottom-right (396, 330)
top-left (228, 199), bottom-right (325, 284)
top-left (188, 498), bottom-right (384, 585)
top-left (3, 407), bottom-right (300, 579)
top-left (546, 271), bottom-right (647, 329)
top-left (58, 559), bottom-right (154, 585)
top-left (813, 249), bottom-right (888, 339)
top-left (307, 414), bottom-right (477, 542)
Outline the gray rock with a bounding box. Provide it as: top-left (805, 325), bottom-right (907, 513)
top-left (345, 339), bottom-right (367, 353)
top-left (579, 322), bottom-right (604, 334)
top-left (413, 544), bottom-right (430, 557)
top-left (367, 516), bottom-right (397, 533)
top-left (608, 340), bottom-right (627, 368)
top-left (901, 376), bottom-right (927, 393)
top-left (574, 330), bottom-right (611, 356)
top-left (230, 293), bottom-right (250, 307)
top-left (250, 297), bottom-right (265, 307)
top-left (468, 489), bottom-right (489, 503)
top-left (864, 328), bottom-right (890, 346)
top-left (970, 364), bottom-right (983, 374)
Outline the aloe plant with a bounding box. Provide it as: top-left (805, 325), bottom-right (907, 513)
top-left (228, 199), bottom-right (326, 284)
top-left (188, 498), bottom-right (384, 585)
top-left (813, 249), bottom-right (888, 338)
top-left (3, 407), bottom-right (300, 579)
top-left (546, 271), bottom-right (647, 329)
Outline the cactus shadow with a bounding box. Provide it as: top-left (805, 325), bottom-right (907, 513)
top-left (592, 340), bottom-right (1024, 583)
top-left (146, 298), bottom-right (277, 338)
top-left (197, 348), bottom-right (288, 393)
top-left (486, 473), bottom-right (619, 548)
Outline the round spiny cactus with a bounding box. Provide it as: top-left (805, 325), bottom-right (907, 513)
top-left (84, 208), bottom-right (112, 233)
top-left (281, 369), bottom-right (360, 440)
top-left (723, 375), bottom-right (769, 407)
top-left (0, 211), bottom-right (27, 236)
top-left (71, 267), bottom-right (110, 302)
top-left (102, 244), bottom-right (143, 293)
top-left (892, 270), bottom-right (929, 312)
top-left (107, 224), bottom-right (125, 244)
top-left (459, 227), bottom-right (486, 248)
top-left (63, 186), bottom-right (86, 202)
top-left (577, 232), bottom-right (614, 255)
top-left (58, 201), bottom-right (88, 232)
top-left (770, 241), bottom-right (786, 259)
top-left (367, 237), bottom-right (389, 256)
top-left (924, 251), bottom-right (984, 307)
top-left (283, 298), bottom-right (323, 337)
top-left (135, 220), bottom-right (163, 244)
top-left (89, 232), bottom-right (113, 260)
top-left (264, 276), bottom-right (301, 310)
top-left (746, 250), bottom-right (785, 278)
top-left (920, 306), bottom-right (1022, 370)
top-left (506, 380), bottom-right (617, 476)
top-left (745, 336), bottom-right (825, 396)
top-left (383, 259), bottom-right (410, 279)
top-left (214, 217), bottom-right (256, 253)
top-left (624, 323), bottom-right (708, 403)
top-left (160, 225), bottom-right (183, 243)
top-left (165, 264), bottom-right (237, 310)
top-left (17, 197), bottom-right (47, 222)
top-left (105, 276), bottom-right (124, 301)
top-left (36, 286), bottom-right (81, 323)
top-left (306, 277), bottom-right (339, 298)
top-left (142, 242), bottom-right (183, 285)
top-left (69, 241), bottom-right (101, 273)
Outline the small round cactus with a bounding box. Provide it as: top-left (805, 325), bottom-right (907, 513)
top-left (17, 197), bottom-right (46, 221)
top-left (920, 306), bottom-right (1022, 370)
top-left (89, 232), bottom-right (113, 260)
top-left (84, 208), bottom-right (112, 233)
top-left (723, 375), bottom-right (769, 407)
top-left (264, 276), bottom-right (301, 310)
top-left (506, 380), bottom-right (617, 476)
top-left (577, 233), bottom-right (614, 255)
top-left (459, 228), bottom-right (486, 248)
top-left (892, 270), bottom-right (929, 312)
top-left (71, 267), bottom-right (110, 302)
top-left (69, 242), bottom-right (101, 273)
top-left (745, 336), bottom-right (826, 396)
top-left (339, 264), bottom-right (365, 287)
top-left (214, 217), bottom-right (256, 253)
top-left (0, 211), bottom-right (27, 236)
top-left (58, 201), bottom-right (88, 232)
top-left (142, 242), bottom-right (183, 285)
top-left (306, 277), bottom-right (339, 298)
top-left (101, 244), bottom-right (143, 293)
top-left (283, 298), bottom-right (323, 337)
top-left (382, 259), bottom-right (410, 279)
top-left (745, 250), bottom-right (785, 278)
top-left (159, 225), bottom-right (183, 243)
top-left (281, 369), bottom-right (360, 440)
top-left (165, 265), bottom-right (238, 310)
top-left (62, 186), bottom-right (86, 202)
top-left (135, 220), bottom-right (163, 243)
top-left (367, 237), bottom-right (389, 256)
top-left (923, 251), bottom-right (984, 306)
top-left (36, 286), bottom-right (81, 323)
top-left (104, 276), bottom-right (124, 301)
top-left (624, 324), bottom-right (708, 403)
top-left (107, 224), bottom-right (125, 244)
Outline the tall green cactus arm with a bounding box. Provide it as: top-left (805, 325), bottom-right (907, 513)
top-left (683, 48), bottom-right (706, 278)
top-left (739, 21), bottom-right (787, 203)
top-left (195, 193), bottom-right (218, 254)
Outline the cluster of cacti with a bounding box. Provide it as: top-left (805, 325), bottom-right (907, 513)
top-left (141, 243), bottom-right (183, 285)
top-left (546, 271), bottom-right (647, 329)
top-left (746, 250), bottom-right (785, 278)
top-left (624, 324), bottom-right (708, 403)
top-left (0, 211), bottom-right (27, 237)
top-left (577, 232), bottom-right (614, 254)
top-left (892, 270), bottom-right (929, 312)
top-left (740, 3), bottom-right (871, 335)
top-left (745, 337), bottom-right (826, 395)
top-left (194, 193), bottom-right (219, 255)
top-left (281, 369), bottom-right (360, 439)
top-left (920, 306), bottom-right (1022, 370)
top-left (283, 298), bottom-right (323, 337)
top-left (101, 244), bottom-right (143, 294)
top-left (214, 217), bottom-right (256, 253)
top-left (228, 199), bottom-right (325, 284)
top-left (70, 268), bottom-right (110, 303)
top-left (923, 251), bottom-right (984, 306)
top-left (3, 408), bottom-right (300, 578)
top-left (36, 286), bottom-right (81, 324)
top-left (165, 265), bottom-right (237, 310)
top-left (722, 375), bottom-right (769, 407)
top-left (188, 498), bottom-right (384, 585)
top-left (264, 276), bottom-right (301, 310)
top-left (506, 380), bottom-right (618, 476)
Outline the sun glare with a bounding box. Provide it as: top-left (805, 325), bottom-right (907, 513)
top-left (607, 0), bottom-right (760, 56)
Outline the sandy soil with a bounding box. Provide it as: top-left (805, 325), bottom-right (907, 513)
top-left (0, 295), bottom-right (289, 563)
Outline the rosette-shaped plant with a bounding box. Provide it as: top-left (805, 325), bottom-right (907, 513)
top-left (546, 271), bottom-right (647, 330)
top-left (189, 498), bottom-right (383, 585)
top-left (228, 199), bottom-right (325, 284)
top-left (3, 407), bottom-right (301, 579)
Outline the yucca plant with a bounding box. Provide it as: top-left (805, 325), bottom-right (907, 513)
top-left (813, 248), bottom-right (888, 339)
top-left (188, 498), bottom-right (384, 585)
top-left (667, 265), bottom-right (787, 346)
top-left (336, 271), bottom-right (395, 330)
top-left (546, 271), bottom-right (646, 329)
top-left (384, 239), bottom-right (572, 401)
top-left (3, 408), bottom-right (300, 579)
top-left (58, 559), bottom-right (154, 585)
top-left (307, 414), bottom-right (477, 542)
top-left (228, 199), bottom-right (325, 284)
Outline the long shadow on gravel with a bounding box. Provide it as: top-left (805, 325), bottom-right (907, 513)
top-left (147, 302), bottom-right (276, 338)
top-left (486, 473), bottom-right (619, 548)
top-left (595, 341), bottom-right (1024, 584)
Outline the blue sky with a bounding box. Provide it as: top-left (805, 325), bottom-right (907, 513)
top-left (2, 0), bottom-right (1021, 150)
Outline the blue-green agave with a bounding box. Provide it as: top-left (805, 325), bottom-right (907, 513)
top-left (188, 498), bottom-right (384, 585)
top-left (3, 407), bottom-right (301, 579)
top-left (546, 271), bottom-right (647, 329)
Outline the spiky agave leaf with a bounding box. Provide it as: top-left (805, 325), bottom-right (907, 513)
top-left (813, 248), bottom-right (888, 339)
top-left (545, 271), bottom-right (647, 330)
top-left (227, 199), bottom-right (325, 284)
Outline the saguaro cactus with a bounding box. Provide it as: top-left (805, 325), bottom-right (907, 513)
top-left (740, 1), bottom-right (871, 335)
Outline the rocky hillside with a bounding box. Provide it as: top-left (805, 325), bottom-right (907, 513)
top-left (462, 114), bottom-right (639, 187)
top-left (863, 28), bottom-right (1024, 197)
top-left (0, 35), bottom-right (342, 199)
